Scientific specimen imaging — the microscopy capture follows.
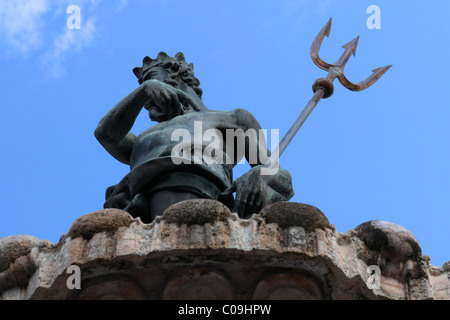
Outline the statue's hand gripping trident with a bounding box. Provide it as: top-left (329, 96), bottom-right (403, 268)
top-left (224, 19), bottom-right (391, 217)
top-left (265, 18), bottom-right (392, 170)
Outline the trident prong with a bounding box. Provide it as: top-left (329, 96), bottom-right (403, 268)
top-left (265, 18), bottom-right (391, 168)
top-left (310, 18), bottom-right (333, 71)
top-left (311, 18), bottom-right (392, 93)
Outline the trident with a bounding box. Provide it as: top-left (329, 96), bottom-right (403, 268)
top-left (266, 18), bottom-right (392, 168)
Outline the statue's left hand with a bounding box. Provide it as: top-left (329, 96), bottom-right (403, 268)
top-left (233, 166), bottom-right (294, 218)
top-left (233, 166), bottom-right (267, 217)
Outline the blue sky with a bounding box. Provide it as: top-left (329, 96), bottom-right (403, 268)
top-left (0, 0), bottom-right (448, 267)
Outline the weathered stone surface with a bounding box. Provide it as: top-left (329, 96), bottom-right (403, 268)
top-left (252, 272), bottom-right (326, 300)
top-left (0, 201), bottom-right (448, 300)
top-left (355, 220), bottom-right (422, 261)
top-left (74, 277), bottom-right (146, 300)
top-left (353, 220), bottom-right (425, 287)
top-left (68, 208), bottom-right (134, 240)
top-left (0, 235), bottom-right (41, 292)
top-left (0, 235), bottom-right (41, 272)
top-left (161, 199), bottom-right (232, 226)
top-left (429, 262), bottom-right (450, 300)
top-left (259, 202), bottom-right (331, 231)
top-left (163, 269), bottom-right (235, 300)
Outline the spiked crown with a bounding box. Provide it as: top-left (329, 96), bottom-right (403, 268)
top-left (133, 52), bottom-right (202, 98)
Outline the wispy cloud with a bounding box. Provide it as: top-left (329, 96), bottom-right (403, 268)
top-left (42, 17), bottom-right (97, 77)
top-left (0, 0), bottom-right (128, 77)
top-left (0, 0), bottom-right (50, 54)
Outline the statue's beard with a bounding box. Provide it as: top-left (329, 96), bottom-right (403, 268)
top-left (149, 107), bottom-right (169, 122)
top-left (146, 80), bottom-right (193, 122)
top-left (148, 103), bottom-right (188, 122)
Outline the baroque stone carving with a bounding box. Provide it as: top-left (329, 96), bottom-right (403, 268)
top-left (1, 201), bottom-right (448, 300)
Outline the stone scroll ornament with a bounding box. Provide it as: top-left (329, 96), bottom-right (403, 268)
top-left (95, 19), bottom-right (390, 223)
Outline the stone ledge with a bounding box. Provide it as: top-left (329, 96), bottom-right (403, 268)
top-left (0, 200), bottom-right (448, 300)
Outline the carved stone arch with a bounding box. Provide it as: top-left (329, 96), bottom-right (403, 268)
top-left (162, 268), bottom-right (235, 300)
top-left (252, 271), bottom-right (326, 300)
top-left (69, 274), bottom-right (145, 300)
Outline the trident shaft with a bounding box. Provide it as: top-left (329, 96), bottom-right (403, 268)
top-left (267, 18), bottom-right (391, 166)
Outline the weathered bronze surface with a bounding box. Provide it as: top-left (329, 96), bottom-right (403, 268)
top-left (95, 20), bottom-right (390, 224)
top-left (95, 52), bottom-right (294, 222)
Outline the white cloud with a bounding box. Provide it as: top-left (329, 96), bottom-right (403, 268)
top-left (0, 0), bottom-right (50, 53)
top-left (55, 19), bottom-right (96, 56)
top-left (42, 17), bottom-right (97, 77)
top-left (0, 0), bottom-right (129, 77)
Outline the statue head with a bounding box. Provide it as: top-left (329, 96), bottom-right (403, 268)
top-left (133, 52), bottom-right (203, 99)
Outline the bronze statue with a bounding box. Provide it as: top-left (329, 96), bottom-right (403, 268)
top-left (95, 52), bottom-right (294, 223)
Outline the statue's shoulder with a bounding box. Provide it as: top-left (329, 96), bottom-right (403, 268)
top-left (230, 107), bottom-right (252, 116)
top-left (229, 108), bottom-right (260, 129)
top-left (210, 108), bottom-right (256, 122)
top-left (206, 108), bottom-right (257, 126)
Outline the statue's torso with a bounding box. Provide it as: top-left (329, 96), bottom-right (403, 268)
top-left (130, 109), bottom-right (243, 170)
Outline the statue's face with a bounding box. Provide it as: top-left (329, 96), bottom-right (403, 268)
top-left (143, 65), bottom-right (192, 122)
top-left (143, 65), bottom-right (170, 82)
top-left (143, 63), bottom-right (189, 91)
